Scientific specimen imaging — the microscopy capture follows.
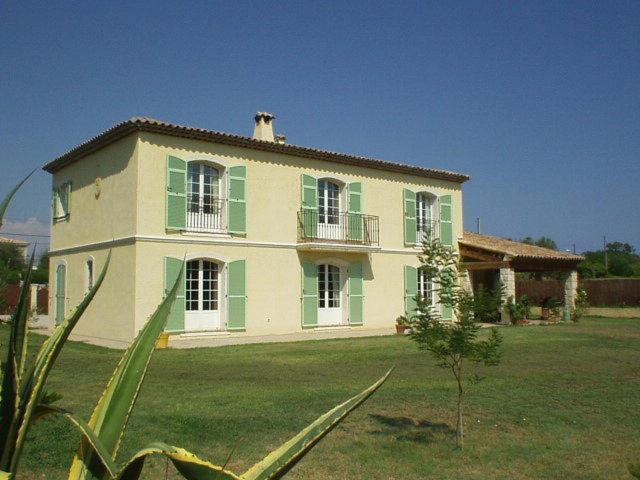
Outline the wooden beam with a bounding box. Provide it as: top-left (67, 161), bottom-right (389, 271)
top-left (460, 261), bottom-right (512, 271)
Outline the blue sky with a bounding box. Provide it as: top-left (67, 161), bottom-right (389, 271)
top-left (1, 1), bottom-right (638, 255)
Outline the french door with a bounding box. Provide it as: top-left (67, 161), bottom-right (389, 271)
top-left (317, 264), bottom-right (344, 326)
top-left (416, 193), bottom-right (434, 243)
top-left (185, 259), bottom-right (221, 331)
top-left (187, 163), bottom-right (223, 232)
top-left (317, 180), bottom-right (341, 240)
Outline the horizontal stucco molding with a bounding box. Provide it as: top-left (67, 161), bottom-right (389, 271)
top-left (48, 234), bottom-right (436, 256)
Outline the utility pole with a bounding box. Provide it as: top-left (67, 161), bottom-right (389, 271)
top-left (603, 235), bottom-right (608, 274)
top-left (476, 217), bottom-right (481, 234)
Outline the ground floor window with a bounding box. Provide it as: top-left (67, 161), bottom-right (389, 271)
top-left (418, 268), bottom-right (435, 306)
top-left (186, 259), bottom-right (219, 312)
top-left (318, 264), bottom-right (341, 308)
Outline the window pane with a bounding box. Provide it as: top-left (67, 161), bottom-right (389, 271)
top-left (186, 260), bottom-right (199, 311)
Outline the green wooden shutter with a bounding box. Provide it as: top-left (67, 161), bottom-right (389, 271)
top-left (55, 263), bottom-right (66, 324)
top-left (166, 156), bottom-right (187, 230)
top-left (228, 166), bottom-right (247, 235)
top-left (300, 174), bottom-right (318, 239)
top-left (227, 260), bottom-right (246, 330)
top-left (403, 189), bottom-right (417, 245)
top-left (439, 194), bottom-right (453, 247)
top-left (348, 262), bottom-right (364, 325)
top-left (59, 182), bottom-right (71, 216)
top-left (347, 182), bottom-right (363, 242)
top-left (52, 187), bottom-right (59, 221)
top-left (301, 260), bottom-right (318, 327)
top-left (164, 257), bottom-right (185, 332)
top-left (404, 265), bottom-right (418, 317)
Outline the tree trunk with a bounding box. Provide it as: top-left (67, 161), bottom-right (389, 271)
top-left (455, 359), bottom-right (464, 449)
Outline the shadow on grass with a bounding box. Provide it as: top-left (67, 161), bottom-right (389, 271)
top-left (368, 414), bottom-right (455, 444)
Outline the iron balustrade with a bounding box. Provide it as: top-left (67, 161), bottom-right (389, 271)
top-left (297, 209), bottom-right (380, 246)
top-left (417, 220), bottom-right (440, 244)
top-left (186, 197), bottom-right (227, 233)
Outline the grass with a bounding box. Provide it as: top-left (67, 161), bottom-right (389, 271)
top-left (3, 317), bottom-right (640, 479)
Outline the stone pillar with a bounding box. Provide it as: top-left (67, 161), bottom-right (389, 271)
top-left (563, 270), bottom-right (578, 321)
top-left (499, 267), bottom-right (515, 324)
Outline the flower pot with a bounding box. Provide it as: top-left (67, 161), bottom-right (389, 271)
top-left (396, 325), bottom-right (407, 335)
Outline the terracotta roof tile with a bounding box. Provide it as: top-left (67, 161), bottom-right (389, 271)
top-left (42, 117), bottom-right (470, 183)
top-left (460, 232), bottom-right (584, 261)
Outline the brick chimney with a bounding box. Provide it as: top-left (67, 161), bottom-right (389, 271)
top-left (253, 112), bottom-right (275, 141)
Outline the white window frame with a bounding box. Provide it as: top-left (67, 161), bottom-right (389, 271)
top-left (418, 267), bottom-right (436, 308)
top-left (317, 179), bottom-right (342, 225)
top-left (416, 191), bottom-right (438, 243)
top-left (185, 160), bottom-right (227, 233)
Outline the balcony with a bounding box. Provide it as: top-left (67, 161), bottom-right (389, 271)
top-left (297, 209), bottom-right (380, 252)
top-left (185, 197), bottom-right (227, 234)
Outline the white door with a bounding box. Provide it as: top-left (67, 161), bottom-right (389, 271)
top-left (185, 259), bottom-right (221, 331)
top-left (317, 264), bottom-right (344, 326)
top-left (317, 180), bottom-right (342, 240)
top-left (187, 163), bottom-right (223, 232)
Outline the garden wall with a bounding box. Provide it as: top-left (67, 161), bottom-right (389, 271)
top-left (517, 278), bottom-right (640, 307)
top-left (0, 283), bottom-right (49, 315)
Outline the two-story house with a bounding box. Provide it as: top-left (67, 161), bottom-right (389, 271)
top-left (44, 113), bottom-right (468, 347)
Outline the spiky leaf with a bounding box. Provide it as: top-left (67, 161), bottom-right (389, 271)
top-left (0, 253), bottom-right (111, 474)
top-left (33, 405), bottom-right (116, 478)
top-left (241, 367), bottom-right (394, 480)
top-left (0, 170), bottom-right (34, 228)
top-left (114, 442), bottom-right (241, 480)
top-left (0, 249), bottom-right (35, 459)
top-left (69, 260), bottom-right (185, 480)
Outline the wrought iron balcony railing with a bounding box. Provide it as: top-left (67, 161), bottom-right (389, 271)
top-left (416, 220), bottom-right (440, 244)
top-left (186, 197), bottom-right (227, 233)
top-left (297, 209), bottom-right (380, 246)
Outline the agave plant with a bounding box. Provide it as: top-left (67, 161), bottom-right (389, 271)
top-left (0, 174), bottom-right (392, 479)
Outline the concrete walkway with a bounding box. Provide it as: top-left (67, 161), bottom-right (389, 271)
top-left (168, 327), bottom-right (396, 349)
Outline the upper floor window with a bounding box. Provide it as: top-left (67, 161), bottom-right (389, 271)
top-left (318, 180), bottom-right (341, 225)
top-left (53, 182), bottom-right (72, 221)
top-left (166, 155), bottom-right (247, 235)
top-left (186, 163), bottom-right (224, 233)
top-left (416, 192), bottom-right (437, 244)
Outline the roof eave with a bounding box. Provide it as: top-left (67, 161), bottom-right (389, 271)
top-left (42, 119), bottom-right (470, 183)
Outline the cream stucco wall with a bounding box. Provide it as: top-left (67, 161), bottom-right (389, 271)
top-left (49, 245), bottom-right (136, 346)
top-left (48, 130), bottom-right (465, 346)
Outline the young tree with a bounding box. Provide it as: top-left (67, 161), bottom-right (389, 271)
top-left (408, 236), bottom-right (503, 449)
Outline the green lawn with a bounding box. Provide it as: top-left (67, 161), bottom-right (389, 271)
top-left (4, 317), bottom-right (640, 479)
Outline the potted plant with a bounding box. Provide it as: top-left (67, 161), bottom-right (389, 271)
top-left (395, 315), bottom-right (409, 335)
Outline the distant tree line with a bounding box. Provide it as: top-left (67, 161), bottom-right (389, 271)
top-left (516, 236), bottom-right (640, 279)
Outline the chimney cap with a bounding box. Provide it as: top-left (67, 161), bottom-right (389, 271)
top-left (254, 111), bottom-right (275, 123)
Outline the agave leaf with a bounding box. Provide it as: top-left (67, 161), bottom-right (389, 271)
top-left (33, 404), bottom-right (116, 478)
top-left (69, 260), bottom-right (185, 480)
top-left (114, 442), bottom-right (241, 480)
top-left (0, 250), bottom-right (35, 462)
top-left (0, 170), bottom-right (34, 228)
top-left (0, 252), bottom-right (111, 474)
top-left (241, 367), bottom-right (394, 480)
